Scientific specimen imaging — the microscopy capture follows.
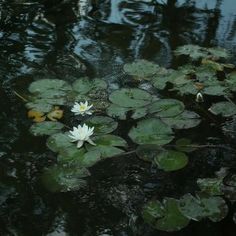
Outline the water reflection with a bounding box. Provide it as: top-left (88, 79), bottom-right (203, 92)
top-left (1, 0), bottom-right (236, 235)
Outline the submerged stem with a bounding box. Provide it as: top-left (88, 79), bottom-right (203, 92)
top-left (13, 90), bottom-right (28, 102)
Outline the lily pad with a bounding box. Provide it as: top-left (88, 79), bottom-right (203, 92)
top-left (148, 99), bottom-right (185, 117)
top-left (161, 110), bottom-right (201, 129)
top-left (30, 122), bottom-right (64, 136)
top-left (154, 150), bottom-right (188, 171)
top-left (41, 164), bottom-right (89, 192)
top-left (109, 88), bottom-right (152, 108)
top-left (86, 134), bottom-right (127, 158)
top-left (136, 145), bottom-right (163, 162)
top-left (84, 116), bottom-right (118, 135)
top-left (142, 200), bottom-right (165, 225)
top-left (143, 198), bottom-right (190, 232)
top-left (174, 45), bottom-right (207, 61)
top-left (72, 77), bottom-right (107, 95)
top-left (179, 194), bottom-right (228, 222)
top-left (106, 104), bottom-right (130, 120)
top-left (128, 118), bottom-right (174, 145)
top-left (28, 79), bottom-right (71, 98)
top-left (209, 101), bottom-right (236, 117)
top-left (46, 132), bottom-right (73, 153)
top-left (197, 177), bottom-right (224, 196)
top-left (175, 138), bottom-right (197, 153)
top-left (123, 60), bottom-right (160, 79)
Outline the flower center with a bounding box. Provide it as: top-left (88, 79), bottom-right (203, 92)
top-left (80, 105), bottom-right (86, 111)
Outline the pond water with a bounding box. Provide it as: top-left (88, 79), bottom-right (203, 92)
top-left (1, 0), bottom-right (236, 235)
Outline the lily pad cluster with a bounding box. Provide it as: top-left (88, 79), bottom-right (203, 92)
top-left (23, 44), bottom-right (236, 232)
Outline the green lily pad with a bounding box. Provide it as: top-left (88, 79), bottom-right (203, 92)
top-left (175, 138), bottom-right (197, 153)
top-left (197, 177), bottom-right (224, 196)
top-left (84, 116), bottom-right (118, 135)
top-left (161, 110), bottom-right (201, 129)
top-left (148, 99), bottom-right (185, 117)
top-left (142, 200), bottom-right (165, 225)
top-left (109, 88), bottom-right (152, 108)
top-left (30, 122), bottom-right (64, 136)
top-left (46, 132), bottom-right (73, 153)
top-left (72, 77), bottom-right (107, 95)
top-left (178, 194), bottom-right (206, 221)
top-left (106, 104), bottom-right (130, 120)
top-left (203, 85), bottom-right (228, 96)
top-left (26, 101), bottom-right (53, 113)
top-left (179, 194), bottom-right (228, 222)
top-left (154, 150), bottom-right (188, 171)
top-left (207, 47), bottom-right (230, 60)
top-left (123, 60), bottom-right (160, 79)
top-left (136, 145), bottom-right (163, 162)
top-left (86, 134), bottom-right (127, 158)
top-left (174, 45), bottom-right (207, 61)
top-left (209, 101), bottom-right (236, 117)
top-left (226, 72), bottom-right (236, 92)
top-left (29, 79), bottom-right (71, 97)
top-left (57, 147), bottom-right (86, 164)
top-left (128, 118), bottom-right (174, 145)
top-left (153, 198), bottom-right (189, 232)
top-left (41, 164), bottom-right (89, 192)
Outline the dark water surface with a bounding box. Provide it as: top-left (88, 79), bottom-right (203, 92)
top-left (1, 0), bottom-right (236, 235)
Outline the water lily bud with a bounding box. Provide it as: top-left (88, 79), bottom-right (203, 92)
top-left (195, 92), bottom-right (204, 103)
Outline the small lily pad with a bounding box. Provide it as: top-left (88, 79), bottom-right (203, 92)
top-left (197, 177), bottom-right (224, 196)
top-left (136, 145), bottom-right (163, 162)
top-left (148, 99), bottom-right (185, 117)
top-left (72, 77), bottom-right (107, 95)
top-left (29, 79), bottom-right (71, 95)
top-left (30, 122), bottom-right (64, 136)
top-left (123, 60), bottom-right (160, 79)
top-left (161, 110), bottom-right (201, 129)
top-left (128, 118), bottom-right (174, 145)
top-left (175, 138), bottom-right (197, 153)
top-left (41, 164), bottom-right (89, 192)
top-left (86, 134), bottom-right (127, 158)
top-left (143, 198), bottom-right (190, 232)
top-left (209, 101), bottom-right (236, 117)
top-left (84, 116), bottom-right (118, 135)
top-left (109, 88), bottom-right (152, 108)
top-left (179, 194), bottom-right (228, 222)
top-left (46, 132), bottom-right (73, 153)
top-left (154, 150), bottom-right (188, 171)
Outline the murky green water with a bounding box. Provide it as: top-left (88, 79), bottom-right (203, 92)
top-left (1, 0), bottom-right (236, 235)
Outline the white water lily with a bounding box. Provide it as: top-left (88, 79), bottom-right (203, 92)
top-left (68, 124), bottom-right (96, 148)
top-left (195, 92), bottom-right (204, 103)
top-left (71, 101), bottom-right (93, 116)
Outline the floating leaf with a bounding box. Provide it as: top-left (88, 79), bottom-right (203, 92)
top-left (174, 45), bottom-right (207, 61)
top-left (106, 104), bottom-right (130, 120)
top-left (179, 194), bottom-right (228, 222)
top-left (209, 101), bottom-right (236, 117)
top-left (28, 110), bottom-right (46, 122)
top-left (161, 110), bottom-right (201, 129)
top-left (84, 116), bottom-right (118, 135)
top-left (148, 99), bottom-right (185, 117)
top-left (47, 107), bottom-right (63, 121)
top-left (72, 77), bottom-right (107, 95)
top-left (154, 150), bottom-right (188, 171)
top-left (128, 118), bottom-right (174, 145)
top-left (30, 122), bottom-right (64, 136)
top-left (123, 60), bottom-right (160, 79)
top-left (207, 47), bottom-right (230, 60)
top-left (86, 134), bottom-right (127, 158)
top-left (197, 177), bottom-right (224, 196)
top-left (175, 138), bottom-right (197, 153)
top-left (46, 132), bottom-right (73, 153)
top-left (29, 79), bottom-right (71, 97)
top-left (143, 198), bottom-right (190, 232)
top-left (136, 145), bottom-right (163, 162)
top-left (109, 88), bottom-right (152, 108)
top-left (142, 200), bottom-right (165, 225)
top-left (41, 164), bottom-right (89, 192)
